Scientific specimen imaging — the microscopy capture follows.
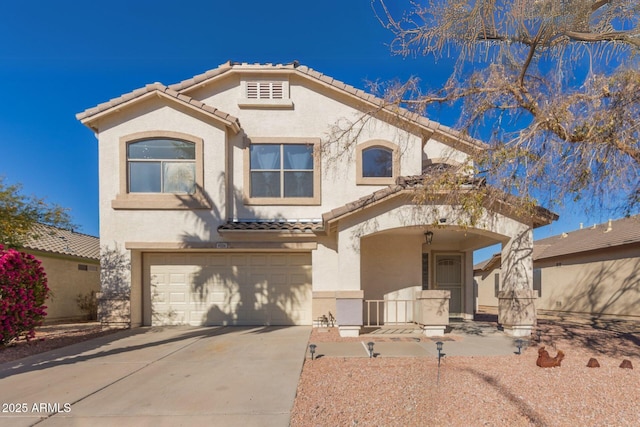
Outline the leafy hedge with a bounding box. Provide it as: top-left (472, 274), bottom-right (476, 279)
top-left (0, 245), bottom-right (49, 345)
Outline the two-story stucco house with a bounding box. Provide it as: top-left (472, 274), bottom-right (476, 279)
top-left (77, 61), bottom-right (555, 337)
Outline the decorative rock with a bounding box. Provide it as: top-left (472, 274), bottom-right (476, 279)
top-left (620, 359), bottom-right (633, 369)
top-left (587, 358), bottom-right (600, 368)
top-left (536, 346), bottom-right (565, 368)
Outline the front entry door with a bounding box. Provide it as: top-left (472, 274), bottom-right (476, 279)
top-left (435, 254), bottom-right (463, 316)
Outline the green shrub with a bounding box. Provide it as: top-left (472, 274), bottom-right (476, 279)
top-left (76, 290), bottom-right (98, 321)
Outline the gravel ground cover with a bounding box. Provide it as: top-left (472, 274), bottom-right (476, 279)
top-left (3, 317), bottom-right (639, 426)
top-left (291, 318), bottom-right (640, 426)
top-left (0, 323), bottom-right (119, 364)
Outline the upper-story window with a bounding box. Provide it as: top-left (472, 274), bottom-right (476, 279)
top-left (244, 137), bottom-right (321, 205)
top-left (356, 140), bottom-right (399, 185)
top-left (362, 147), bottom-right (393, 178)
top-left (112, 131), bottom-right (208, 210)
top-left (128, 139), bottom-right (196, 194)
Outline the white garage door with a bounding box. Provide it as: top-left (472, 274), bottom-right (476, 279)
top-left (144, 252), bottom-right (312, 326)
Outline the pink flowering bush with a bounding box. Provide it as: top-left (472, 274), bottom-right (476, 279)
top-left (0, 245), bottom-right (49, 345)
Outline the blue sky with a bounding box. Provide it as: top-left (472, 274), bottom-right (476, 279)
top-left (0, 0), bottom-right (617, 259)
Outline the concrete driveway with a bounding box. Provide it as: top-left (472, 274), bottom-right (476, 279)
top-left (0, 326), bottom-right (311, 427)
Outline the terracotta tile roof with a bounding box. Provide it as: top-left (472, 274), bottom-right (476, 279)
top-left (322, 175), bottom-right (556, 228)
top-left (169, 61), bottom-right (487, 154)
top-left (21, 224), bottom-right (100, 261)
top-left (76, 83), bottom-right (241, 133)
top-left (218, 220), bottom-right (323, 233)
top-left (534, 216), bottom-right (640, 260)
top-left (322, 184), bottom-right (407, 224)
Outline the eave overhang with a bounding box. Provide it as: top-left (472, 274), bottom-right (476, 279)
top-left (76, 83), bottom-right (241, 134)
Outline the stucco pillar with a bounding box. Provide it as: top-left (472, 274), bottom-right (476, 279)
top-left (335, 228), bottom-right (363, 336)
top-left (416, 290), bottom-right (450, 337)
top-left (499, 228), bottom-right (536, 336)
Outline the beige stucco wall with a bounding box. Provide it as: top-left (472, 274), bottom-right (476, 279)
top-left (25, 252), bottom-right (100, 322)
top-left (536, 246), bottom-right (640, 317)
top-left (475, 245), bottom-right (640, 319)
top-left (475, 266), bottom-right (500, 309)
top-left (361, 233), bottom-right (423, 300)
top-left (97, 99), bottom-right (230, 245)
top-left (92, 69), bottom-right (540, 330)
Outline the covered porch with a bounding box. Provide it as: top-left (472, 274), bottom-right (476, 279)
top-left (312, 188), bottom-right (555, 338)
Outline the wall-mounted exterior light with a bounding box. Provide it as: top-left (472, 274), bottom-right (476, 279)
top-left (425, 231), bottom-right (434, 245)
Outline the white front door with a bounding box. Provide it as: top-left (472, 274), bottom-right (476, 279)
top-left (435, 254), bottom-right (463, 316)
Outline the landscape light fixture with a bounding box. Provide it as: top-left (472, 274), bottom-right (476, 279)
top-left (436, 341), bottom-right (446, 385)
top-left (367, 342), bottom-right (375, 358)
top-left (515, 339), bottom-right (524, 355)
top-left (425, 231), bottom-right (434, 245)
top-left (436, 341), bottom-right (445, 367)
top-left (309, 344), bottom-right (317, 360)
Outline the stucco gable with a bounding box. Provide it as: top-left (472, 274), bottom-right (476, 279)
top-left (168, 61), bottom-right (487, 155)
top-left (77, 83), bottom-right (241, 133)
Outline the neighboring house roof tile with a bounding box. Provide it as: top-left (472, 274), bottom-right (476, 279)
top-left (474, 215), bottom-right (640, 271)
top-left (218, 221), bottom-right (323, 233)
top-left (21, 224), bottom-right (100, 261)
top-left (534, 216), bottom-right (640, 261)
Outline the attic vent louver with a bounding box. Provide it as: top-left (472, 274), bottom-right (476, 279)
top-left (247, 82), bottom-right (284, 100)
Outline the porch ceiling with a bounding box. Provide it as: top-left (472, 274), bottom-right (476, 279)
top-left (367, 226), bottom-right (503, 252)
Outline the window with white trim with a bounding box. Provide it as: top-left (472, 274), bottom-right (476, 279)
top-left (250, 143), bottom-right (313, 198)
top-left (127, 139), bottom-right (196, 194)
top-left (244, 138), bottom-right (321, 205)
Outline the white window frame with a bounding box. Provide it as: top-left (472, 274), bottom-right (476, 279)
top-left (112, 131), bottom-right (209, 210)
top-left (244, 137), bottom-right (321, 205)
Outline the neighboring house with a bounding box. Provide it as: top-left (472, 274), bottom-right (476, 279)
top-left (77, 61), bottom-right (555, 337)
top-left (21, 224), bottom-right (100, 322)
top-left (475, 216), bottom-right (640, 319)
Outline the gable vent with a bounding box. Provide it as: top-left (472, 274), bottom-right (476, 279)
top-left (247, 81), bottom-right (284, 100)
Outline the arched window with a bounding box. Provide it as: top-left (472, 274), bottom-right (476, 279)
top-left (356, 140), bottom-right (398, 185)
top-left (113, 131), bottom-right (207, 210)
top-left (362, 147), bottom-right (393, 178)
top-left (128, 139), bottom-right (196, 194)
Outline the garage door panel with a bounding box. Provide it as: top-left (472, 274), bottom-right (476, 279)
top-left (145, 252), bottom-right (311, 326)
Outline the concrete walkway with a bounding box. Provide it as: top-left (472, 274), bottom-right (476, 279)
top-left (0, 326), bottom-right (310, 427)
top-left (310, 325), bottom-right (523, 359)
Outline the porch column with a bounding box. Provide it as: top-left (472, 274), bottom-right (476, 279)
top-left (498, 228), bottom-right (537, 337)
top-left (416, 290), bottom-right (450, 337)
top-left (335, 228), bottom-right (363, 337)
